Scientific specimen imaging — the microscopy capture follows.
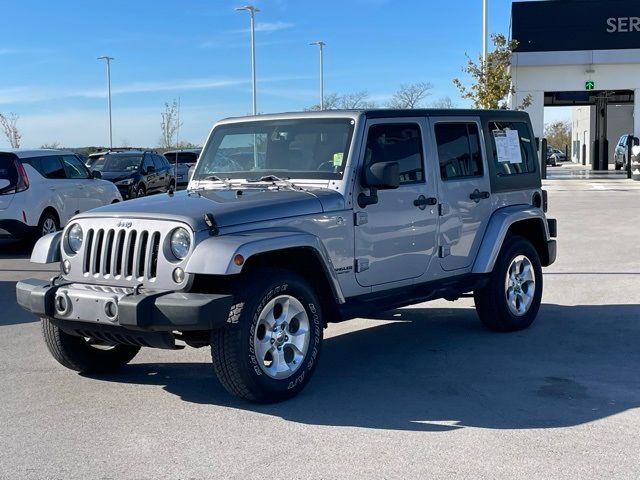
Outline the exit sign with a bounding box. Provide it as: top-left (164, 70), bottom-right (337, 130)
top-left (585, 80), bottom-right (595, 90)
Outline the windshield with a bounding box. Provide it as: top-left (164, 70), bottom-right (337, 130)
top-left (92, 155), bottom-right (142, 173)
top-left (193, 118), bottom-right (355, 181)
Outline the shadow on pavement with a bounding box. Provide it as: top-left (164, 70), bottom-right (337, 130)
top-left (87, 302), bottom-right (640, 431)
top-left (0, 238), bottom-right (34, 260)
top-left (0, 281), bottom-right (38, 325)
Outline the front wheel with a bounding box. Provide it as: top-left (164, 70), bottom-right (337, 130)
top-left (210, 269), bottom-right (324, 403)
top-left (474, 236), bottom-right (543, 332)
top-left (615, 162), bottom-right (622, 171)
top-left (41, 317), bottom-right (140, 373)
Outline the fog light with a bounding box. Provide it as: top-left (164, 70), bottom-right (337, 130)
top-left (104, 300), bottom-right (118, 320)
top-left (172, 267), bottom-right (185, 283)
top-left (54, 292), bottom-right (71, 316)
top-left (62, 259), bottom-right (71, 274)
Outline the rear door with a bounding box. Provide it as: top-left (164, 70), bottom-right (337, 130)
top-left (61, 154), bottom-right (104, 211)
top-left (30, 155), bottom-right (79, 224)
top-left (152, 155), bottom-right (168, 190)
top-left (430, 117), bottom-right (492, 272)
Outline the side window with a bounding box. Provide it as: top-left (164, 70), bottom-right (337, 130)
top-left (364, 123), bottom-right (424, 185)
top-left (434, 123), bottom-right (483, 180)
top-left (142, 155), bottom-right (154, 172)
top-left (61, 155), bottom-right (89, 179)
top-left (488, 121), bottom-right (537, 176)
top-left (37, 156), bottom-right (67, 179)
top-left (152, 155), bottom-right (165, 170)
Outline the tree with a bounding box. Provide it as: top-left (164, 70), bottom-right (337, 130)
top-left (453, 33), bottom-right (531, 110)
top-left (544, 120), bottom-right (571, 152)
top-left (176, 140), bottom-right (201, 149)
top-left (430, 96), bottom-right (456, 109)
top-left (387, 82), bottom-right (433, 109)
top-left (306, 91), bottom-right (376, 111)
top-left (41, 141), bottom-right (61, 149)
top-left (0, 112), bottom-right (21, 148)
top-left (159, 99), bottom-right (182, 148)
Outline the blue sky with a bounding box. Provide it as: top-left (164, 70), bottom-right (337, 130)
top-left (0, 0), bottom-right (567, 148)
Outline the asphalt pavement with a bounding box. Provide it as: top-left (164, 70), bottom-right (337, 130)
top-left (1, 164), bottom-right (639, 479)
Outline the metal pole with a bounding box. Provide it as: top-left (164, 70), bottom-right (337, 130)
top-left (482, 0), bottom-right (488, 64)
top-left (236, 6), bottom-right (259, 115)
top-left (98, 56), bottom-right (114, 149)
top-left (311, 41), bottom-right (326, 110)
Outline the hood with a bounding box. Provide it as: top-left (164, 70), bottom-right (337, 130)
top-left (76, 187), bottom-right (345, 231)
top-left (99, 171), bottom-right (135, 182)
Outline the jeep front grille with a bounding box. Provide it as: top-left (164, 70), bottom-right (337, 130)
top-left (83, 228), bottom-right (162, 281)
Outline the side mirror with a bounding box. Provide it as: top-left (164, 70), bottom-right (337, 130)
top-left (91, 170), bottom-right (102, 179)
top-left (364, 161), bottom-right (400, 190)
top-left (633, 137), bottom-right (640, 147)
top-left (358, 161), bottom-right (400, 208)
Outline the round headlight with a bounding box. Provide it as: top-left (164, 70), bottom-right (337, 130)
top-left (170, 227), bottom-right (191, 260)
top-left (67, 224), bottom-right (83, 253)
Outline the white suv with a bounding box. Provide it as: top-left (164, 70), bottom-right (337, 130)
top-left (0, 149), bottom-right (122, 239)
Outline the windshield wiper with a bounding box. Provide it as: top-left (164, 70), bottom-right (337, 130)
top-left (246, 175), bottom-right (298, 189)
top-left (196, 175), bottom-right (232, 187)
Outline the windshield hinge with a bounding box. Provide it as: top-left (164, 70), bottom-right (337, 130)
top-left (204, 213), bottom-right (219, 236)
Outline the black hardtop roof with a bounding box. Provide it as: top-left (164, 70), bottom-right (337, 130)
top-left (362, 108), bottom-right (530, 120)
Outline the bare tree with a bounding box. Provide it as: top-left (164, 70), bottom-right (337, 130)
top-left (430, 96), bottom-right (456, 109)
top-left (306, 91), bottom-right (376, 111)
top-left (41, 141), bottom-right (61, 149)
top-left (0, 112), bottom-right (21, 148)
top-left (387, 82), bottom-right (433, 109)
top-left (159, 100), bottom-right (182, 148)
top-left (339, 91), bottom-right (376, 109)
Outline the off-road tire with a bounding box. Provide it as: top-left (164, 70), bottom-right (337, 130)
top-left (474, 235), bottom-right (543, 332)
top-left (615, 162), bottom-right (622, 171)
top-left (210, 269), bottom-right (323, 403)
top-left (41, 317), bottom-right (140, 373)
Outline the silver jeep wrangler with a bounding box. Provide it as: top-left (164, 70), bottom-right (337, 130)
top-left (17, 109), bottom-right (557, 403)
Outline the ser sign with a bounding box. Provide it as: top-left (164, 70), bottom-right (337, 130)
top-left (606, 17), bottom-right (640, 33)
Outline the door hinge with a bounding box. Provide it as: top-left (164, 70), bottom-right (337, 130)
top-left (354, 211), bottom-right (368, 226)
top-left (439, 246), bottom-right (451, 258)
top-left (438, 203), bottom-right (450, 216)
top-left (355, 258), bottom-right (369, 272)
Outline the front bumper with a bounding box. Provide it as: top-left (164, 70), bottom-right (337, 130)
top-left (16, 278), bottom-right (234, 333)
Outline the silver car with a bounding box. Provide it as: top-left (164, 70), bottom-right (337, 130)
top-left (163, 149), bottom-right (201, 189)
top-left (17, 109), bottom-right (557, 403)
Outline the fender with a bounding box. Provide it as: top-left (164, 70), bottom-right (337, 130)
top-left (31, 231), bottom-right (62, 264)
top-left (472, 206), bottom-right (550, 274)
top-left (185, 230), bottom-right (346, 304)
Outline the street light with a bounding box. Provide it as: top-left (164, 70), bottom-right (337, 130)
top-left (97, 55), bottom-right (114, 149)
top-left (310, 41), bottom-right (326, 110)
top-left (482, 0), bottom-right (488, 64)
top-left (235, 5), bottom-right (260, 115)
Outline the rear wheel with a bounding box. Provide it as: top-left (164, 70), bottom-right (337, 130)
top-left (41, 317), bottom-right (140, 373)
top-left (474, 235), bottom-right (543, 332)
top-left (615, 162), bottom-right (622, 170)
top-left (36, 211), bottom-right (59, 239)
top-left (210, 269), bottom-right (323, 403)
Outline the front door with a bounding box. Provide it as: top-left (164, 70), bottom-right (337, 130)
top-left (354, 119), bottom-right (438, 287)
top-left (430, 118), bottom-right (492, 271)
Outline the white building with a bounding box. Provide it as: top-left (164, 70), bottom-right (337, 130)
top-left (509, 0), bottom-right (640, 169)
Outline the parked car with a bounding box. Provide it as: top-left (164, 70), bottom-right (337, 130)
top-left (163, 149), bottom-right (201, 189)
top-left (0, 149), bottom-right (121, 239)
top-left (614, 134), bottom-right (638, 170)
top-left (17, 109), bottom-right (556, 403)
top-left (551, 148), bottom-right (567, 162)
top-left (89, 150), bottom-right (175, 199)
top-left (545, 147), bottom-right (565, 166)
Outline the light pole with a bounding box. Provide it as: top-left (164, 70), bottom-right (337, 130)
top-left (97, 55), bottom-right (114, 149)
top-left (482, 0), bottom-right (488, 64)
top-left (310, 41), bottom-right (325, 110)
top-left (236, 5), bottom-right (260, 115)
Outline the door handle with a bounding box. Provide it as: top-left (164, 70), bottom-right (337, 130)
top-left (469, 189), bottom-right (490, 202)
top-left (413, 195), bottom-right (438, 209)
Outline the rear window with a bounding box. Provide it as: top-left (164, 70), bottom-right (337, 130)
top-left (489, 121), bottom-right (537, 176)
top-left (92, 155), bottom-right (142, 173)
top-left (0, 153), bottom-right (18, 181)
